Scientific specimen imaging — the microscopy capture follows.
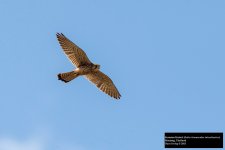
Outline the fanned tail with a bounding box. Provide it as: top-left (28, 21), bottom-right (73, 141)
top-left (58, 71), bottom-right (79, 83)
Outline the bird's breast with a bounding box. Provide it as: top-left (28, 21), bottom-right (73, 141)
top-left (75, 66), bottom-right (93, 75)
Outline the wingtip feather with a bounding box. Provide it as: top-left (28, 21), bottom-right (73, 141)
top-left (56, 33), bottom-right (65, 38)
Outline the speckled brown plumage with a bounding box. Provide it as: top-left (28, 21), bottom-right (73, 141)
top-left (57, 33), bottom-right (121, 100)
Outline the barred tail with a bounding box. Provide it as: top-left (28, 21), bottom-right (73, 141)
top-left (58, 71), bottom-right (79, 83)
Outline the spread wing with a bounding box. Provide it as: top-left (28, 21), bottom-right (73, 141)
top-left (85, 71), bottom-right (121, 99)
top-left (56, 33), bottom-right (92, 67)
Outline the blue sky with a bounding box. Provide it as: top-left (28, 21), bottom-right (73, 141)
top-left (0, 0), bottom-right (225, 149)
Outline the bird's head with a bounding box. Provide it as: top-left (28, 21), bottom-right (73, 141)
top-left (93, 64), bottom-right (100, 70)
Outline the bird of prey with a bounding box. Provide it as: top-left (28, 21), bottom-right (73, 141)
top-left (56, 33), bottom-right (121, 99)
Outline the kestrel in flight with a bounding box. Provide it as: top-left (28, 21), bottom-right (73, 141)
top-left (56, 33), bottom-right (121, 99)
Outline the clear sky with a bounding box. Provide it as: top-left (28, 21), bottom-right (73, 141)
top-left (0, 0), bottom-right (224, 150)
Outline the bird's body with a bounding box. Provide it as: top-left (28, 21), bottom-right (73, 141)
top-left (75, 64), bottom-right (100, 75)
top-left (56, 33), bottom-right (121, 99)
